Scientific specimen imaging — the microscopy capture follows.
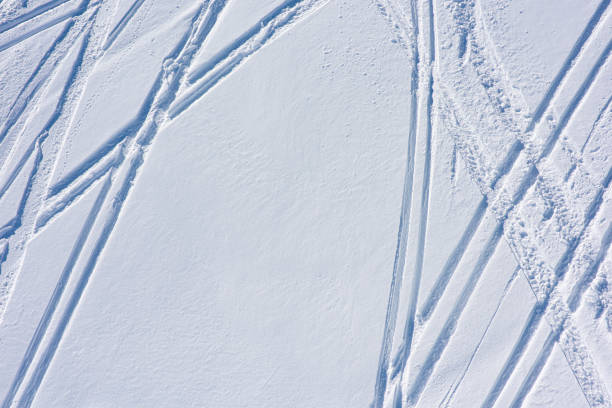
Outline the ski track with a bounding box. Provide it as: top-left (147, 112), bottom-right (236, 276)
top-left (0, 1), bottom-right (228, 405)
top-left (419, 0), bottom-right (611, 329)
top-left (496, 166), bottom-right (612, 408)
top-left (478, 37), bottom-right (612, 406)
top-left (372, 0), bottom-right (419, 406)
top-left (0, 0), bottom-right (98, 171)
top-left (438, 267), bottom-right (521, 408)
top-left (0, 0), bottom-right (100, 323)
top-left (0, 4), bottom-right (115, 402)
top-left (40, 0), bottom-right (326, 226)
top-left (480, 168), bottom-right (612, 408)
top-left (373, 0), bottom-right (612, 406)
top-left (102, 0), bottom-right (145, 51)
top-left (1, 0), bottom-right (329, 405)
top-left (0, 0), bottom-right (610, 406)
top-left (169, 0), bottom-right (329, 119)
top-left (0, 0), bottom-right (72, 35)
top-left (0, 4), bottom-right (85, 53)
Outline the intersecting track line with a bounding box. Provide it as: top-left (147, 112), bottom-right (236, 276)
top-left (525, 0), bottom-right (610, 133)
top-left (102, 0), bottom-right (145, 50)
top-left (0, 1), bottom-right (102, 329)
top-left (568, 222), bottom-right (612, 313)
top-left (479, 42), bottom-right (612, 408)
top-left (417, 0), bottom-right (611, 328)
top-left (481, 166), bottom-right (612, 408)
top-left (3, 0), bottom-right (227, 400)
top-left (168, 0), bottom-right (328, 119)
top-left (406, 222), bottom-right (504, 406)
top-left (400, 5), bottom-right (612, 408)
top-left (0, 175), bottom-right (111, 408)
top-left (371, 1), bottom-right (419, 407)
top-left (438, 267), bottom-right (520, 408)
top-left (20, 0), bottom-right (334, 403)
top-left (0, 1), bottom-right (117, 405)
top-left (501, 167), bottom-right (612, 408)
top-left (0, 5), bottom-right (98, 245)
top-left (0, 0), bottom-right (97, 169)
top-left (40, 0), bottom-right (327, 232)
top-left (0, 2), bottom-right (96, 53)
top-left (4, 1), bottom-right (319, 405)
top-left (0, 0), bottom-right (72, 35)
top-left (11, 1), bottom-right (326, 405)
top-left (564, 93), bottom-right (612, 183)
top-left (34, 141), bottom-right (124, 232)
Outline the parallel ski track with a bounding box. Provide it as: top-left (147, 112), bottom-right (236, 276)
top-left (438, 267), bottom-right (521, 408)
top-left (418, 0), bottom-right (611, 328)
top-left (377, 0), bottom-right (612, 406)
top-left (480, 39), bottom-right (612, 408)
top-left (3, 1), bottom-right (328, 406)
top-left (497, 167), bottom-right (612, 408)
top-left (0, 0), bottom-right (96, 165)
top-left (102, 0), bottom-right (145, 50)
top-left (0, 3), bottom-right (118, 404)
top-left (0, 0), bottom-right (72, 35)
top-left (1, 1), bottom-right (227, 405)
top-left (0, 3), bottom-right (92, 53)
top-left (38, 0), bottom-right (327, 233)
top-left (168, 0), bottom-right (328, 119)
top-left (372, 0), bottom-right (419, 406)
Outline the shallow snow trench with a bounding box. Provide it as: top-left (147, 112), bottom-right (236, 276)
top-left (0, 0), bottom-right (610, 407)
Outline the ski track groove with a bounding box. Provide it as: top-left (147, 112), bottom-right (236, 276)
top-left (0, 137), bottom-right (37, 200)
top-left (0, 174), bottom-right (111, 408)
top-left (481, 166), bottom-right (612, 408)
top-left (391, 0), bottom-right (421, 381)
top-left (0, 0), bottom-right (609, 406)
top-left (39, 0), bottom-right (326, 225)
top-left (0, 1), bottom-right (122, 404)
top-left (0, 5), bottom-right (98, 245)
top-left (477, 36), bottom-right (612, 405)
top-left (0, 2), bottom-right (104, 334)
top-left (396, 0), bottom-right (438, 396)
top-left (396, 0), bottom-right (612, 405)
top-left (0, 5), bottom-right (81, 53)
top-left (102, 0), bottom-right (145, 50)
top-left (372, 0), bottom-right (419, 406)
top-left (406, 223), bottom-right (504, 406)
top-left (500, 167), bottom-right (612, 408)
top-left (0, 0), bottom-right (72, 35)
top-left (0, 0), bottom-right (97, 171)
top-left (3, 1), bottom-right (244, 405)
top-left (35, 141), bottom-right (124, 232)
top-left (418, 0), bottom-right (611, 329)
top-left (438, 267), bottom-right (520, 408)
top-left (541, 36), bottom-right (612, 159)
top-left (168, 0), bottom-right (328, 119)
top-left (581, 94), bottom-right (612, 154)
top-left (525, 0), bottom-right (610, 133)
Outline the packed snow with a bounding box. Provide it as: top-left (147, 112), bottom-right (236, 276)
top-left (0, 0), bottom-right (610, 407)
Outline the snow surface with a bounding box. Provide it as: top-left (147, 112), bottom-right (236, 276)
top-left (0, 0), bottom-right (610, 407)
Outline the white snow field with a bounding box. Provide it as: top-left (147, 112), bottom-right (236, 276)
top-left (0, 0), bottom-right (610, 407)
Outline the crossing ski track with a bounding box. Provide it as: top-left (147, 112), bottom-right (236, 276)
top-left (372, 0), bottom-right (612, 406)
top-left (0, 0), bottom-right (330, 406)
top-left (0, 0), bottom-right (610, 407)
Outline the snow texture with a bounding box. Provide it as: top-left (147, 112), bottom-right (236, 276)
top-left (0, 0), bottom-right (610, 407)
